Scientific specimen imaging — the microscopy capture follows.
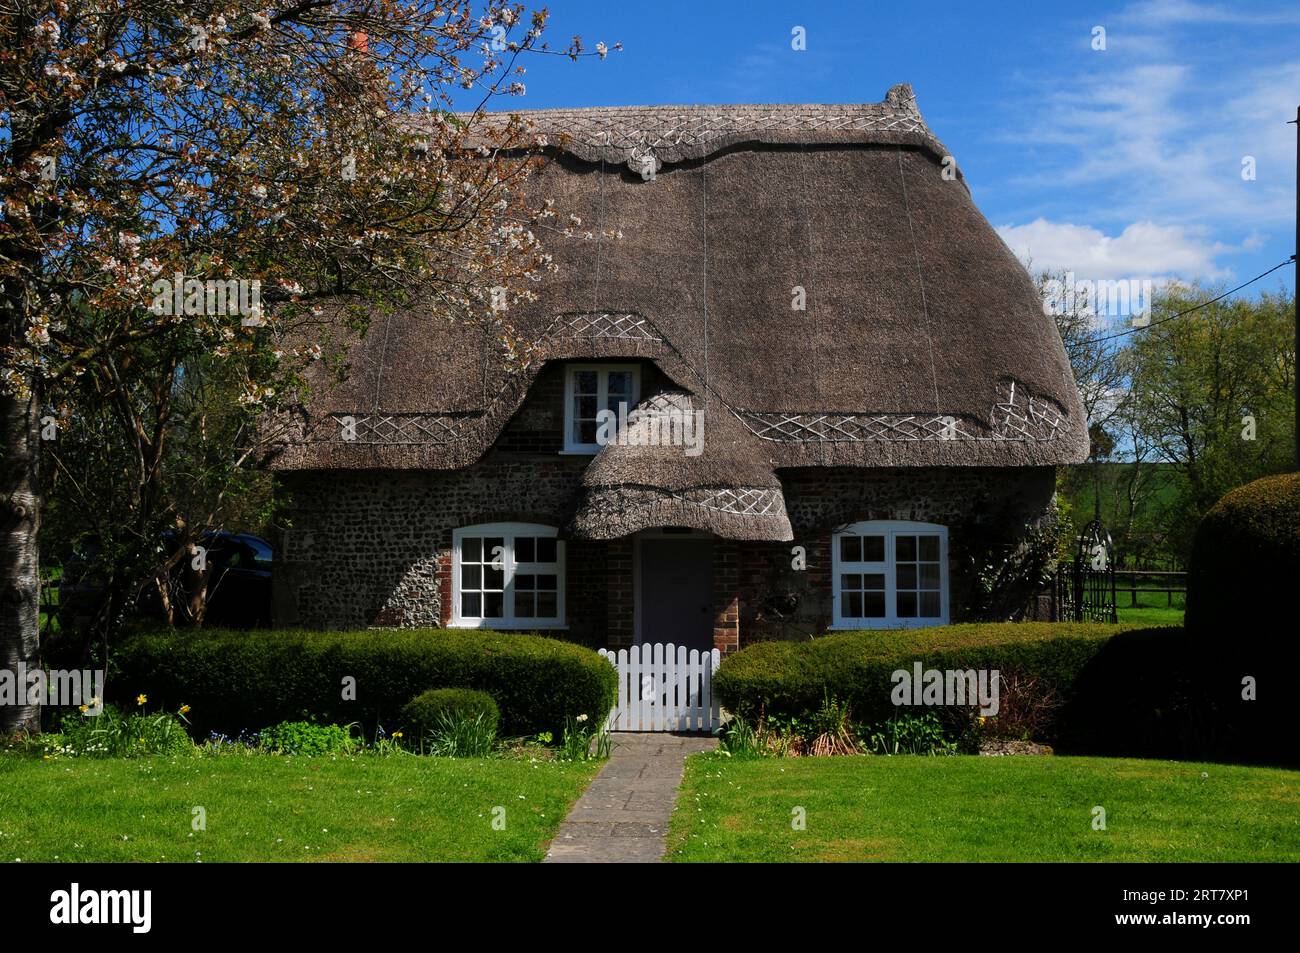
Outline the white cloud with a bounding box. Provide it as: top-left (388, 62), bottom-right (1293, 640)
top-left (996, 218), bottom-right (1231, 280)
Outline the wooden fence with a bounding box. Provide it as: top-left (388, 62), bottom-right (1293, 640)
top-left (598, 643), bottom-right (721, 733)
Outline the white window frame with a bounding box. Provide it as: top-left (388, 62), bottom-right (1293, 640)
top-left (562, 363), bottom-right (641, 454)
top-left (830, 520), bottom-right (949, 629)
top-left (450, 522), bottom-right (566, 629)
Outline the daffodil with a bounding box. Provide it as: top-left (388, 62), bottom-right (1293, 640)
top-left (179, 704), bottom-right (191, 715)
top-left (136, 694), bottom-right (147, 705)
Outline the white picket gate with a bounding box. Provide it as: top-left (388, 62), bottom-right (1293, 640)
top-left (598, 643), bottom-right (721, 733)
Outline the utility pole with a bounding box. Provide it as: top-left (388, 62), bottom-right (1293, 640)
top-left (1293, 107), bottom-right (1299, 469)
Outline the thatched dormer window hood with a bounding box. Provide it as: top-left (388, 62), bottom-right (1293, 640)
top-left (266, 86), bottom-right (1087, 648)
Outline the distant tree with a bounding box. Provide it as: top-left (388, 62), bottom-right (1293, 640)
top-left (1125, 284), bottom-right (1295, 561)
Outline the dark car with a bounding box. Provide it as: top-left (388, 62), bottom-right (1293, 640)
top-left (57, 531), bottom-right (273, 629)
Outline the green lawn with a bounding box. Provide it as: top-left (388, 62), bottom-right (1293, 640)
top-left (1115, 604), bottom-right (1184, 627)
top-left (0, 753), bottom-right (598, 862)
top-left (668, 754), bottom-right (1300, 862)
top-left (1114, 587), bottom-right (1185, 627)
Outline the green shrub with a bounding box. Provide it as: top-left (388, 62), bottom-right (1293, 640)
top-left (113, 628), bottom-right (617, 738)
top-left (714, 622), bottom-right (1133, 740)
top-left (257, 720), bottom-right (356, 756)
top-left (402, 688), bottom-right (500, 743)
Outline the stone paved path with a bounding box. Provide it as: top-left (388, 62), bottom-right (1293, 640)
top-left (544, 733), bottom-right (718, 863)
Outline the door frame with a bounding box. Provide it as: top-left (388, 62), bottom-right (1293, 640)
top-left (632, 527), bottom-right (713, 647)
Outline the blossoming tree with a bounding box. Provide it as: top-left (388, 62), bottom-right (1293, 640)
top-left (0, 1), bottom-right (610, 732)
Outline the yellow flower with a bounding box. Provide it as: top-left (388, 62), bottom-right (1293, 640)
top-left (79, 704), bottom-right (89, 713)
top-left (136, 694), bottom-right (148, 705)
top-left (179, 704), bottom-right (191, 715)
top-left (978, 716), bottom-right (987, 725)
top-left (393, 731), bottom-right (404, 739)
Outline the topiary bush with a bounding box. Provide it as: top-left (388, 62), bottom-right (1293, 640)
top-left (1186, 471), bottom-right (1300, 641)
top-left (401, 688), bottom-right (500, 742)
top-left (1183, 472), bottom-right (1300, 764)
top-left (112, 628), bottom-right (616, 738)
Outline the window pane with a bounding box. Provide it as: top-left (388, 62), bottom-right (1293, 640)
top-left (484, 538), bottom-right (505, 566)
top-left (897, 591), bottom-right (917, 617)
top-left (574, 370), bottom-right (598, 393)
top-left (461, 592), bottom-right (481, 617)
top-left (920, 564), bottom-right (941, 590)
top-left (483, 592), bottom-right (504, 617)
top-left (536, 538), bottom-right (557, 562)
top-left (516, 573), bottom-right (535, 591)
top-left (841, 573), bottom-right (861, 591)
top-left (919, 535), bottom-right (940, 561)
top-left (462, 537), bottom-right (482, 562)
top-left (537, 592), bottom-right (557, 618)
top-left (461, 564), bottom-right (481, 589)
top-left (844, 592), bottom-right (863, 618)
top-left (578, 419), bottom-right (598, 444)
top-left (897, 563), bottom-right (917, 590)
top-left (576, 395), bottom-right (598, 420)
top-left (607, 371), bottom-right (633, 396)
top-left (537, 573), bottom-right (558, 591)
top-left (484, 566), bottom-right (505, 590)
top-left (920, 591), bottom-right (941, 618)
top-left (864, 591), bottom-right (886, 618)
top-left (515, 537), bottom-right (535, 562)
top-left (896, 535), bottom-right (916, 561)
top-left (863, 535), bottom-right (885, 562)
top-left (840, 535), bottom-right (861, 562)
top-left (514, 592), bottom-right (535, 618)
top-left (864, 573), bottom-right (885, 591)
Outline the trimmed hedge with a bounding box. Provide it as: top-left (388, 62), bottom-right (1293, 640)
top-left (714, 622), bottom-right (1134, 734)
top-left (715, 621), bottom-right (1297, 764)
top-left (1182, 473), bottom-right (1300, 763)
top-left (401, 688), bottom-right (500, 741)
top-left (112, 628), bottom-right (616, 738)
top-left (1186, 471), bottom-right (1300, 644)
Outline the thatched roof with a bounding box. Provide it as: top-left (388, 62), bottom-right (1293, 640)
top-left (267, 85), bottom-right (1088, 539)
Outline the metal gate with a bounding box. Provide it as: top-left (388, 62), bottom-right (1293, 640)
top-left (1056, 516), bottom-right (1118, 623)
top-left (598, 643), bottom-right (721, 733)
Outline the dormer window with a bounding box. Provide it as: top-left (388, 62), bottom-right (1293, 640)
top-left (563, 364), bottom-right (640, 453)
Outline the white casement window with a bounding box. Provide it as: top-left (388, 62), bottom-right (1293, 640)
top-left (831, 520), bottom-right (949, 628)
top-left (451, 523), bottom-right (565, 629)
top-left (563, 364), bottom-right (640, 453)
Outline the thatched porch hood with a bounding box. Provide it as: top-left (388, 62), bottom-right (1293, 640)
top-left (267, 85), bottom-right (1089, 542)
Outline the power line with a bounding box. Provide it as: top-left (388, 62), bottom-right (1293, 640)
top-left (1074, 256), bottom-right (1295, 346)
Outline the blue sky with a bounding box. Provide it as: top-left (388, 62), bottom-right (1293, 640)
top-left (469, 0), bottom-right (1299, 294)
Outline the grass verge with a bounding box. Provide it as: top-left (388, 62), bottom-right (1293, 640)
top-left (667, 753), bottom-right (1300, 862)
top-left (0, 752), bottom-right (598, 862)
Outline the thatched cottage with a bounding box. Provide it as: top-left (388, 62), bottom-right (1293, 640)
top-left (267, 84), bottom-right (1088, 653)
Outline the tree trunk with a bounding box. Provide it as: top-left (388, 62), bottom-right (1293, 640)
top-left (1, 388), bottom-right (41, 734)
